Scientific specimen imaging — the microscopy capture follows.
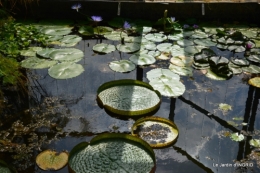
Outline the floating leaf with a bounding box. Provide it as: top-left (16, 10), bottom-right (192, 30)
top-left (171, 46), bottom-right (186, 56)
top-left (145, 33), bottom-right (167, 42)
top-left (78, 26), bottom-right (94, 36)
top-left (129, 54), bottom-right (156, 65)
top-left (93, 43), bottom-right (116, 54)
top-left (148, 51), bottom-right (161, 57)
top-left (205, 69), bottom-right (228, 80)
top-left (21, 57), bottom-right (57, 69)
top-left (208, 56), bottom-right (229, 67)
top-left (157, 52), bottom-right (170, 60)
top-left (228, 63), bottom-right (243, 74)
top-left (37, 48), bottom-right (56, 58)
top-left (177, 39), bottom-right (194, 47)
top-left (20, 47), bottom-right (43, 57)
top-left (184, 46), bottom-right (206, 55)
top-left (170, 56), bottom-right (193, 67)
top-left (246, 54), bottom-right (260, 63)
top-left (169, 64), bottom-right (193, 76)
top-left (94, 26), bottom-right (114, 35)
top-left (232, 117), bottom-right (244, 121)
top-left (190, 31), bottom-right (208, 39)
top-left (109, 60), bottom-right (136, 73)
top-left (248, 77), bottom-right (260, 88)
top-left (219, 103), bottom-right (232, 112)
top-left (36, 150), bottom-right (68, 171)
top-left (194, 39), bottom-right (216, 47)
top-left (116, 43), bottom-right (140, 53)
top-left (104, 31), bottom-right (127, 41)
top-left (132, 116), bottom-right (179, 148)
top-left (49, 48), bottom-right (84, 62)
top-left (141, 42), bottom-right (157, 50)
top-left (231, 58), bottom-right (249, 67)
top-left (97, 79), bottom-right (161, 116)
top-left (149, 76), bottom-right (185, 97)
top-left (168, 33), bottom-right (183, 41)
top-left (250, 139), bottom-right (260, 147)
top-left (40, 26), bottom-right (72, 36)
top-left (242, 65), bottom-right (260, 74)
top-left (125, 36), bottom-right (142, 43)
top-left (69, 133), bottom-right (156, 173)
top-left (48, 62), bottom-right (84, 79)
top-left (58, 35), bottom-right (82, 47)
top-left (230, 133), bottom-right (244, 142)
top-left (146, 68), bottom-right (180, 81)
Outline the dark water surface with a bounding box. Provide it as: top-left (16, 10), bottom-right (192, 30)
top-left (24, 38), bottom-right (260, 173)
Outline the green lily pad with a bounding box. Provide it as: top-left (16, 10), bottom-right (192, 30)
top-left (146, 68), bottom-right (180, 81)
top-left (231, 58), bottom-right (249, 67)
top-left (249, 139), bottom-right (260, 147)
top-left (216, 44), bottom-right (228, 50)
top-left (194, 39), bottom-right (216, 47)
top-left (78, 26), bottom-right (94, 36)
top-left (208, 56), bottom-right (229, 67)
top-left (58, 35), bottom-right (82, 47)
top-left (129, 54), bottom-right (156, 65)
top-left (94, 26), bottom-right (114, 35)
top-left (93, 43), bottom-right (116, 54)
top-left (205, 69), bottom-right (228, 80)
top-left (169, 64), bottom-right (193, 76)
top-left (246, 54), bottom-right (260, 63)
top-left (242, 65), bottom-right (260, 74)
top-left (97, 79), bottom-right (161, 116)
top-left (171, 46), bottom-right (186, 57)
top-left (68, 133), bottom-right (156, 173)
top-left (48, 62), bottom-right (84, 79)
top-left (190, 31), bottom-right (208, 39)
top-left (36, 150), bottom-right (68, 171)
top-left (156, 43), bottom-right (172, 53)
top-left (145, 33), bottom-right (167, 42)
top-left (167, 33), bottom-right (183, 41)
top-left (109, 60), bottom-right (136, 73)
top-left (184, 46), bottom-right (206, 55)
top-left (116, 43), bottom-right (140, 53)
top-left (20, 47), bottom-right (43, 57)
top-left (177, 39), bottom-right (194, 47)
top-left (170, 56), bottom-right (193, 67)
top-left (219, 103), bottom-right (232, 112)
top-left (248, 77), bottom-right (260, 88)
top-left (148, 51), bottom-right (161, 57)
top-left (230, 132), bottom-right (244, 142)
top-left (192, 62), bottom-right (210, 70)
top-left (228, 63), bottom-right (243, 74)
top-left (49, 48), bottom-right (84, 62)
top-left (125, 36), bottom-right (142, 43)
top-left (104, 31), bottom-right (127, 41)
top-left (131, 116), bottom-right (179, 148)
top-left (141, 42), bottom-right (157, 51)
top-left (21, 57), bottom-right (57, 69)
top-left (37, 48), bottom-right (56, 58)
top-left (149, 76), bottom-right (185, 97)
top-left (228, 45), bottom-right (246, 53)
top-left (251, 48), bottom-right (260, 55)
top-left (241, 30), bottom-right (258, 38)
top-left (40, 26), bottom-right (72, 36)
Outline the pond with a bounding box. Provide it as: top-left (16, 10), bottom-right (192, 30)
top-left (1, 14), bottom-right (260, 173)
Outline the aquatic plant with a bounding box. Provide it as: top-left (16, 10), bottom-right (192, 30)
top-left (91, 15), bottom-right (102, 22)
top-left (119, 21), bottom-right (131, 44)
top-left (155, 10), bottom-right (182, 33)
top-left (71, 3), bottom-right (81, 12)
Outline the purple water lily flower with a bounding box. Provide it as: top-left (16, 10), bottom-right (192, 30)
top-left (183, 24), bottom-right (190, 29)
top-left (71, 3), bottom-right (81, 12)
top-left (171, 17), bottom-right (175, 22)
top-left (123, 21), bottom-right (131, 29)
top-left (91, 16), bottom-right (102, 22)
top-left (193, 24), bottom-right (199, 29)
top-left (246, 43), bottom-right (253, 49)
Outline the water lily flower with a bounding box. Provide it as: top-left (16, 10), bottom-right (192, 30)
top-left (170, 17), bottom-right (175, 22)
top-left (71, 3), bottom-right (81, 12)
top-left (193, 24), bottom-right (199, 29)
top-left (183, 24), bottom-right (190, 29)
top-left (91, 16), bottom-right (102, 22)
top-left (246, 43), bottom-right (253, 49)
top-left (123, 21), bottom-right (131, 29)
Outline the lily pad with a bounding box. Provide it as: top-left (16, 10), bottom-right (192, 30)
top-left (104, 31), bottom-right (127, 41)
top-left (93, 43), bottom-right (116, 54)
top-left (230, 133), bottom-right (244, 142)
top-left (116, 43), bottom-right (140, 53)
top-left (142, 42), bottom-right (157, 51)
top-left (68, 133), bottom-right (156, 173)
top-left (109, 60), bottom-right (136, 73)
top-left (194, 39), bottom-right (216, 47)
top-left (228, 63), bottom-right (243, 74)
top-left (145, 33), bottom-right (167, 42)
top-left (94, 26), bottom-right (114, 35)
top-left (219, 103), bottom-right (232, 112)
top-left (40, 26), bottom-right (72, 36)
top-left (129, 54), bottom-right (156, 65)
top-left (146, 68), bottom-right (180, 81)
top-left (171, 46), bottom-right (186, 56)
top-left (36, 150), bottom-right (68, 171)
top-left (169, 64), bottom-right (193, 76)
top-left (250, 139), bottom-right (260, 147)
top-left (157, 52), bottom-right (170, 60)
top-left (148, 51), bottom-right (161, 57)
top-left (246, 54), bottom-right (260, 63)
top-left (208, 56), bottom-right (229, 67)
top-left (231, 58), bottom-right (249, 67)
top-left (78, 26), bottom-right (94, 36)
top-left (167, 33), bottom-right (183, 41)
top-left (190, 31), bottom-right (208, 39)
top-left (20, 47), bottom-right (43, 57)
top-left (49, 48), bottom-right (84, 62)
top-left (149, 76), bottom-right (185, 97)
top-left (170, 56), bottom-right (193, 67)
top-left (58, 35), bottom-right (82, 47)
top-left (205, 69), bottom-right (228, 80)
top-left (21, 57), bottom-right (57, 69)
top-left (242, 65), bottom-right (260, 74)
top-left (97, 79), bottom-right (161, 116)
top-left (48, 62), bottom-right (84, 79)
top-left (248, 77), bottom-right (260, 88)
top-left (132, 116), bottom-right (179, 148)
top-left (37, 48), bottom-right (56, 58)
top-left (125, 36), bottom-right (143, 43)
top-left (177, 39), bottom-right (194, 47)
top-left (184, 46), bottom-right (206, 55)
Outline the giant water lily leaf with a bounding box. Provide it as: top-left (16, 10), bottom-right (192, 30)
top-left (36, 150), bottom-right (68, 171)
top-left (250, 139), bottom-right (260, 147)
top-left (246, 54), bottom-right (260, 63)
top-left (149, 76), bottom-right (185, 97)
top-left (230, 133), bottom-right (244, 142)
top-left (48, 62), bottom-right (84, 79)
top-left (168, 33), bottom-right (183, 41)
top-left (146, 68), bottom-right (180, 81)
top-left (116, 43), bottom-right (140, 53)
top-left (131, 116), bottom-right (179, 148)
top-left (40, 26), bottom-right (72, 36)
top-left (93, 43), bottom-right (116, 54)
top-left (94, 26), bottom-right (114, 35)
top-left (129, 54), bottom-right (156, 65)
top-left (104, 31), bottom-right (127, 41)
top-left (242, 65), bottom-right (260, 74)
top-left (37, 48), bottom-right (56, 58)
top-left (156, 43), bottom-right (172, 53)
top-left (169, 64), bottom-right (193, 76)
top-left (177, 39), bottom-right (194, 47)
top-left (58, 35), bottom-right (82, 47)
top-left (194, 39), bottom-right (216, 47)
top-left (184, 46), bottom-right (206, 55)
top-left (21, 57), bottom-right (57, 69)
top-left (97, 79), bottom-right (161, 116)
top-left (205, 69), bottom-right (228, 80)
top-left (145, 33), bottom-right (167, 42)
top-left (248, 77), bottom-right (260, 88)
top-left (49, 48), bottom-right (84, 62)
top-left (20, 47), bottom-right (43, 57)
top-left (78, 26), bottom-right (94, 36)
top-left (69, 133), bottom-right (156, 173)
top-left (109, 60), bottom-right (136, 72)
